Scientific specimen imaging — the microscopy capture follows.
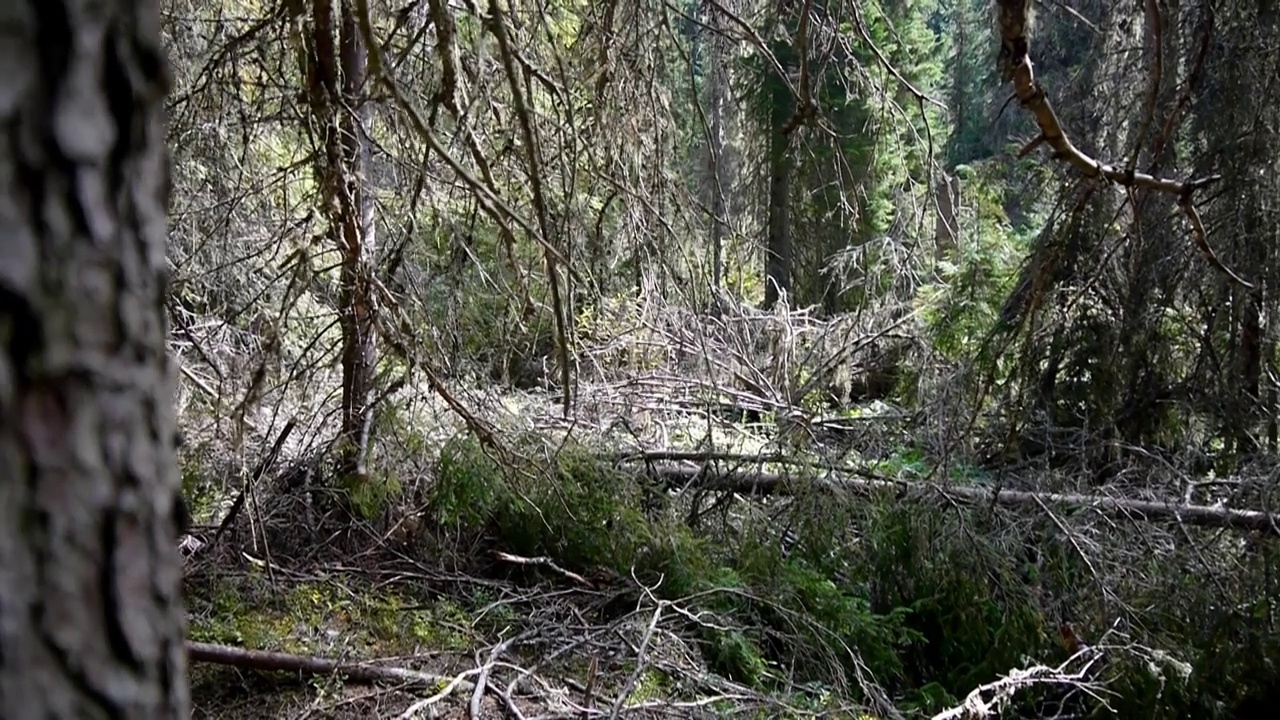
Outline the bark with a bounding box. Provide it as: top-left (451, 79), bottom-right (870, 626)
top-left (704, 0), bottom-right (731, 290)
top-left (187, 642), bottom-right (459, 690)
top-left (0, 0), bottom-right (188, 718)
top-left (303, 0), bottom-right (378, 478)
top-left (1115, 0), bottom-right (1183, 448)
top-left (336, 0), bottom-right (378, 476)
top-left (763, 60), bottom-right (795, 310)
top-left (1238, 292), bottom-right (1261, 452)
top-left (933, 172), bottom-right (961, 260)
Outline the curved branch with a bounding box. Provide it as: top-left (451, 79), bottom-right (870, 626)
top-left (992, 0), bottom-right (1250, 289)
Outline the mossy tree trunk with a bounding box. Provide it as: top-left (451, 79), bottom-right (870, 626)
top-left (0, 0), bottom-right (189, 717)
top-left (301, 0), bottom-right (378, 482)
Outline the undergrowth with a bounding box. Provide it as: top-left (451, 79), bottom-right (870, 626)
top-left (429, 431), bottom-right (1280, 717)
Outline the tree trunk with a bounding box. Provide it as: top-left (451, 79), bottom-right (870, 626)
top-left (703, 0), bottom-right (731, 291)
top-left (336, 0), bottom-right (378, 478)
top-left (304, 0), bottom-right (378, 481)
top-left (0, 0), bottom-right (188, 717)
top-left (933, 172), bottom-right (961, 261)
top-left (763, 49), bottom-right (795, 310)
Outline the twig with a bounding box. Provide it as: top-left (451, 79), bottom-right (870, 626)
top-left (469, 633), bottom-right (528, 719)
top-left (397, 668), bottom-right (483, 719)
top-left (194, 417), bottom-right (297, 560)
top-left (609, 577), bottom-right (666, 718)
top-left (931, 646), bottom-right (1106, 720)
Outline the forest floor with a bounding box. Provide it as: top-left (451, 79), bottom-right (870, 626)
top-left (184, 543), bottom-right (857, 720)
top-left (176, 303), bottom-right (1280, 718)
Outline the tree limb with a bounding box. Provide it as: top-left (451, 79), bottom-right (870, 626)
top-left (992, 0), bottom-right (1250, 288)
top-left (626, 460), bottom-right (1280, 536)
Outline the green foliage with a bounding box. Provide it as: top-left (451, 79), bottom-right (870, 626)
top-left (853, 502), bottom-right (1054, 713)
top-left (327, 432), bottom-right (404, 519)
top-left (724, 252), bottom-right (767, 304)
top-left (433, 433), bottom-right (509, 530)
top-left (1095, 541), bottom-right (1280, 718)
top-left (707, 629), bottom-right (770, 686)
top-left (432, 435), bottom-right (931, 700)
top-left (179, 453), bottom-right (215, 524)
top-left (343, 470), bottom-right (403, 519)
top-left (942, 0), bottom-right (1000, 164)
top-left (916, 162), bottom-right (1031, 362)
top-left (737, 0), bottom-right (948, 312)
top-left (574, 292), bottom-right (667, 372)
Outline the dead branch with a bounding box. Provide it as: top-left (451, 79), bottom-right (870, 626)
top-left (398, 668), bottom-right (482, 719)
top-left (610, 590), bottom-right (665, 718)
top-left (625, 461), bottom-right (1280, 536)
top-left (493, 550), bottom-right (595, 588)
top-left (187, 641), bottom-right (468, 691)
top-left (485, 0), bottom-right (572, 416)
top-left (992, 0), bottom-right (1249, 288)
top-left (196, 417), bottom-right (297, 559)
top-left (931, 645), bottom-right (1106, 720)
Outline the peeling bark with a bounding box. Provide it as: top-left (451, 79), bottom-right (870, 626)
top-left (0, 0), bottom-right (188, 718)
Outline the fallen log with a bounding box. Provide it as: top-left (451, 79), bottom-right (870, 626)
top-left (623, 460), bottom-right (1280, 536)
top-left (186, 641), bottom-right (467, 690)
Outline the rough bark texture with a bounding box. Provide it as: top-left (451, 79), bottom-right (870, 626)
top-left (703, 0), bottom-right (731, 290)
top-left (0, 0), bottom-right (188, 718)
top-left (933, 172), bottom-right (960, 260)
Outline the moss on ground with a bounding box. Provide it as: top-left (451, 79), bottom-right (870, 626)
top-left (187, 572), bottom-right (477, 657)
top-left (427, 430), bottom-right (1280, 717)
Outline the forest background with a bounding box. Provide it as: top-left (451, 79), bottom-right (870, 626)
top-left (156, 0), bottom-right (1280, 716)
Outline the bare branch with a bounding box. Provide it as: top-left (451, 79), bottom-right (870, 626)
top-left (992, 0), bottom-right (1250, 288)
top-left (188, 641), bottom-right (467, 690)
